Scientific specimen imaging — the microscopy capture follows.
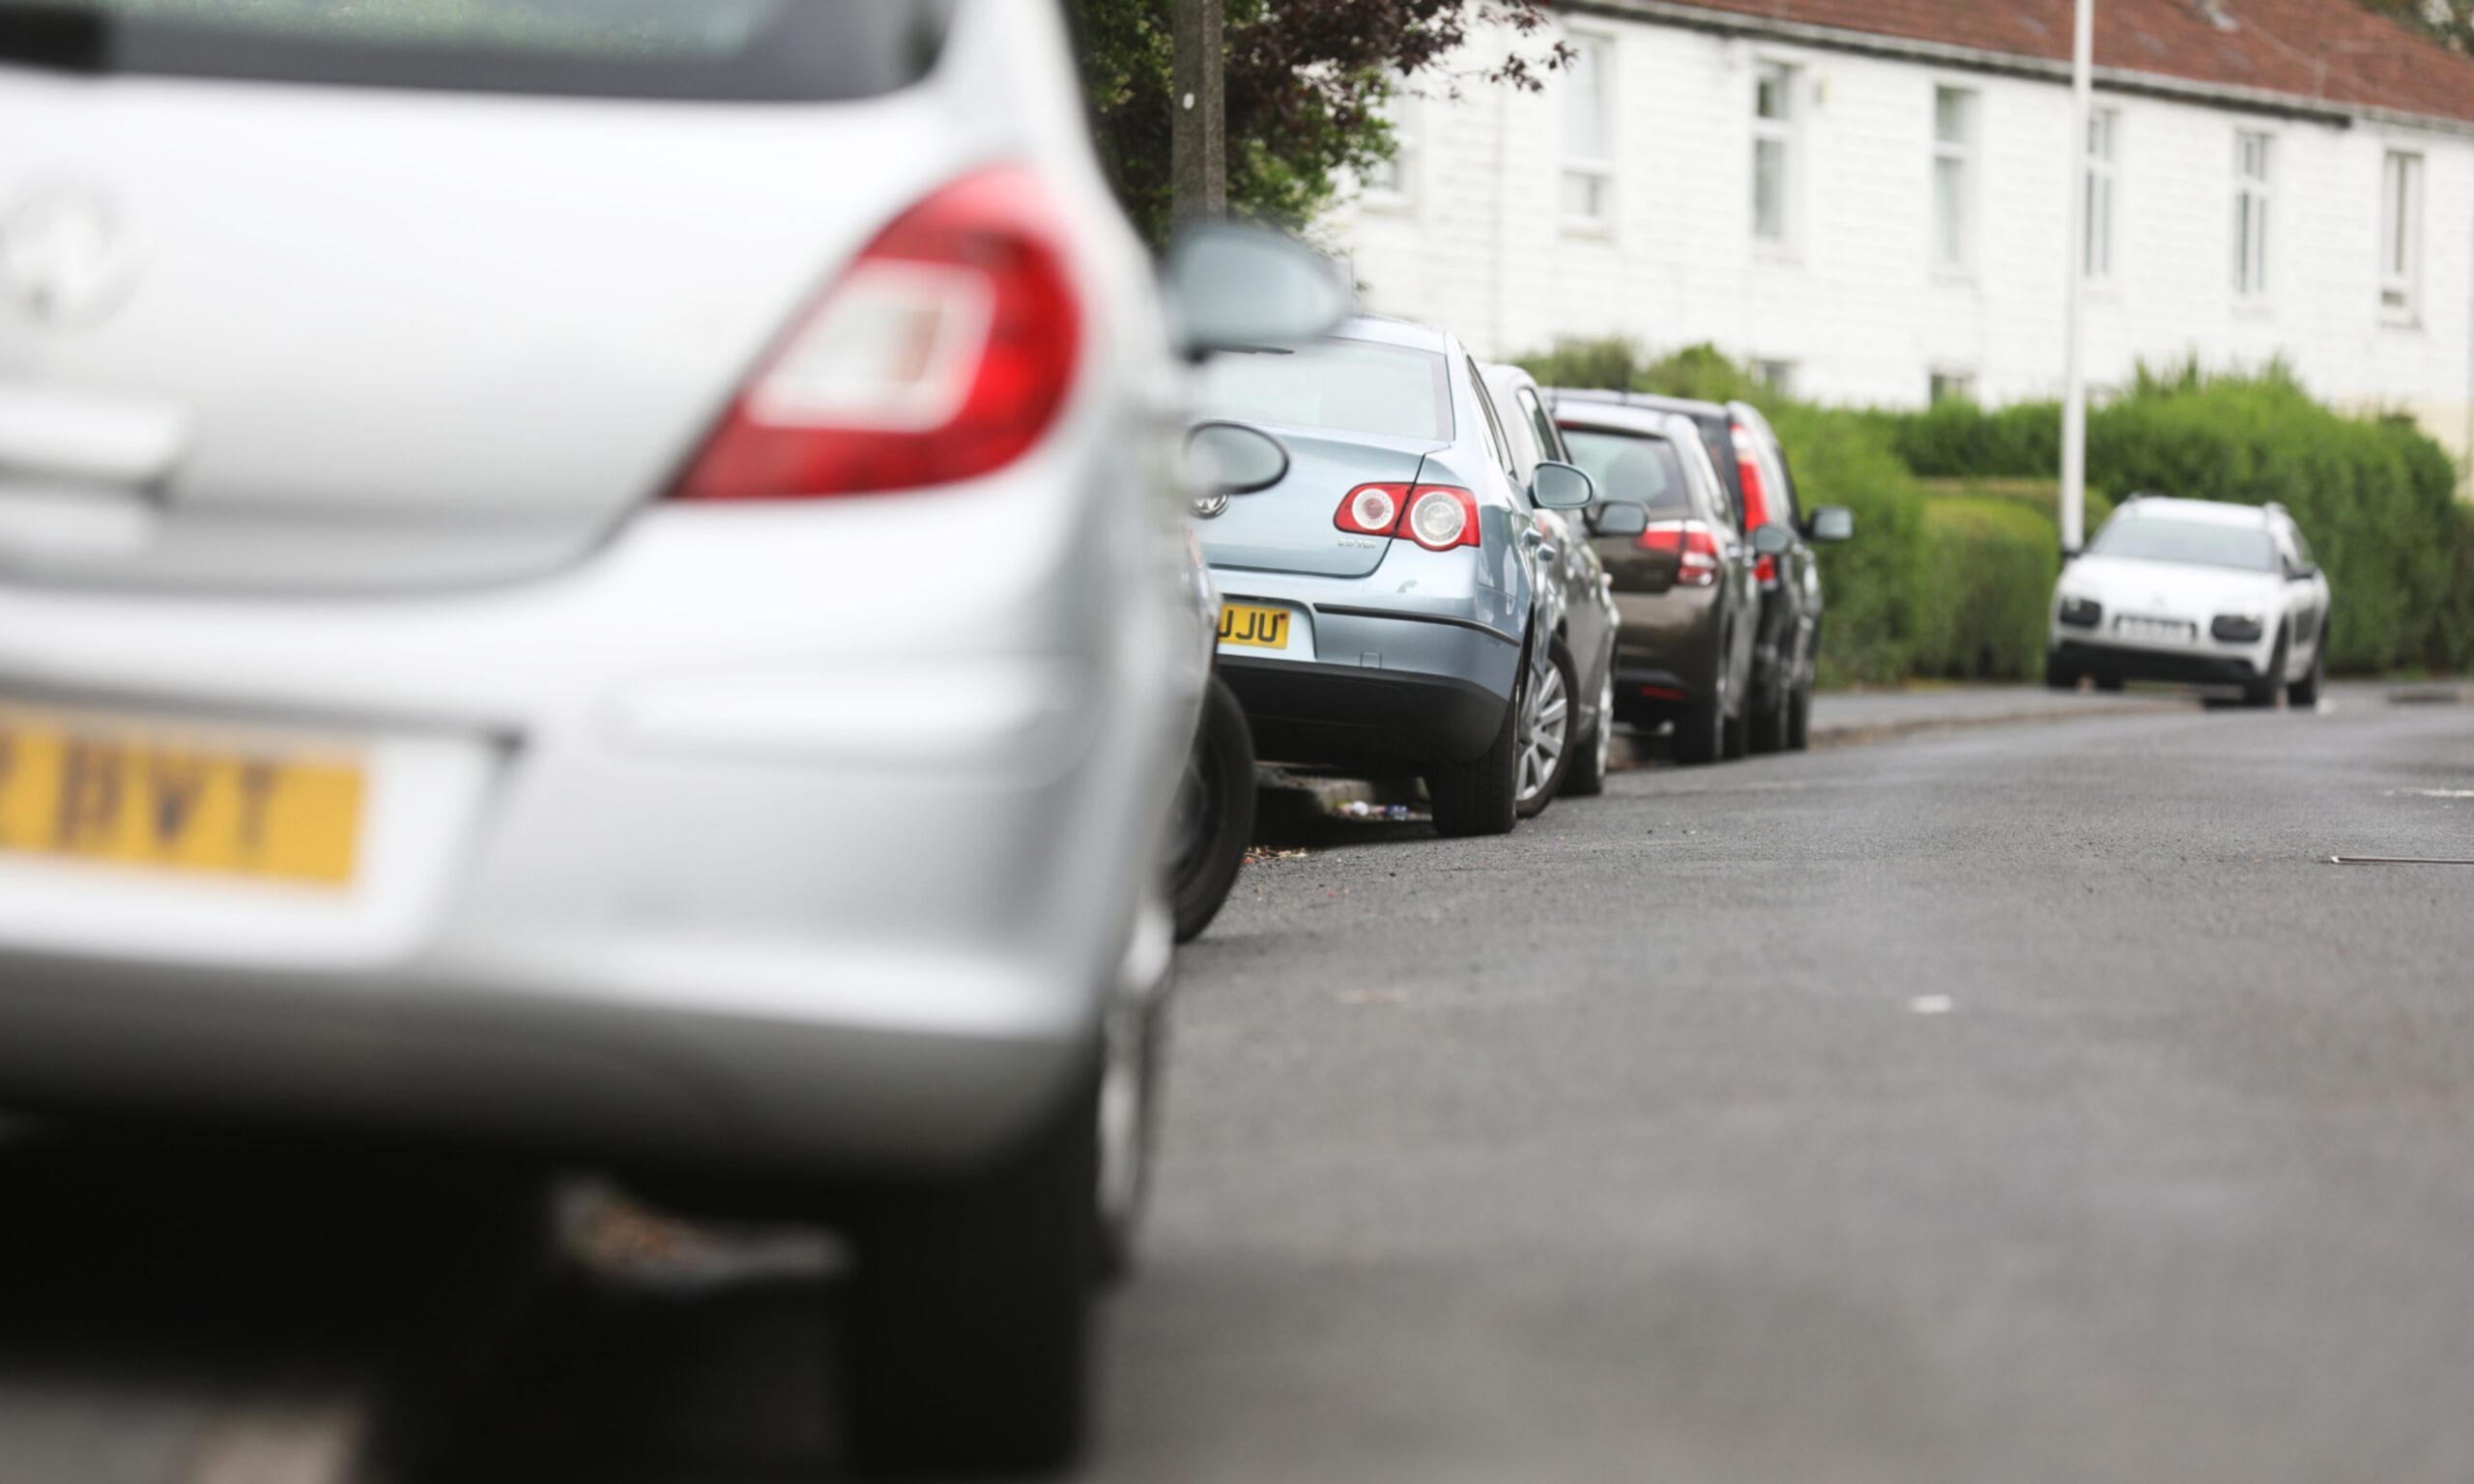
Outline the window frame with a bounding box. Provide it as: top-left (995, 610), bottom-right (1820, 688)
top-left (1751, 59), bottom-right (1799, 249)
top-left (1932, 84), bottom-right (1980, 276)
top-left (2232, 129), bottom-right (2274, 302)
top-left (1560, 30), bottom-right (1619, 234)
top-left (1362, 81), bottom-right (1419, 211)
top-left (1929, 369), bottom-right (1978, 407)
top-left (2380, 148), bottom-right (2424, 326)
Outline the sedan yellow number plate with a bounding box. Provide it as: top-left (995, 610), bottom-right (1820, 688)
top-left (1218, 603), bottom-right (1291, 651)
top-left (0, 706), bottom-right (364, 889)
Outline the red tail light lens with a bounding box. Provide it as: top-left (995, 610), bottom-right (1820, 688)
top-left (1731, 422), bottom-right (1777, 585)
top-left (675, 166), bottom-right (1080, 501)
top-left (1332, 484), bottom-right (1480, 552)
top-left (1336, 483), bottom-right (1408, 536)
top-left (1639, 520), bottom-right (1723, 586)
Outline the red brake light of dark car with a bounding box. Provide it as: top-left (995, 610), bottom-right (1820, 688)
top-left (1639, 520), bottom-right (1722, 586)
top-left (1731, 421), bottom-right (1777, 585)
top-left (673, 166), bottom-right (1081, 501)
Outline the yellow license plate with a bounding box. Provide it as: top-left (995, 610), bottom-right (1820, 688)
top-left (0, 706), bottom-right (364, 889)
top-left (1218, 602), bottom-right (1291, 650)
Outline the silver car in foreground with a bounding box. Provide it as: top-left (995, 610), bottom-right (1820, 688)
top-left (1189, 316), bottom-right (1636, 836)
top-left (0, 0), bottom-right (1340, 1470)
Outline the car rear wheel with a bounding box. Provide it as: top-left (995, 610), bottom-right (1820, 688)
top-left (2244, 630), bottom-right (2288, 709)
top-left (1750, 662), bottom-right (1792, 755)
top-left (1563, 660), bottom-right (1614, 798)
top-left (1785, 677), bottom-right (1814, 752)
top-left (1428, 659), bottom-right (1523, 837)
top-left (845, 1074), bottom-right (1098, 1477)
top-left (1167, 676), bottom-right (1256, 945)
top-left (1720, 656), bottom-right (1752, 760)
top-left (2287, 637), bottom-right (2323, 709)
top-left (1514, 642), bottom-right (1576, 819)
top-left (1673, 653), bottom-right (1728, 767)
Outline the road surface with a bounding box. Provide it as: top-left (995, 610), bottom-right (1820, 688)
top-left (3, 687), bottom-right (2469, 1482)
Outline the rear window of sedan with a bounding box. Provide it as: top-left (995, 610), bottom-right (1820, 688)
top-left (1194, 339), bottom-right (1454, 444)
top-left (3, 0), bottom-right (955, 100)
top-left (1560, 428), bottom-right (1696, 519)
top-left (2088, 517), bottom-right (2279, 573)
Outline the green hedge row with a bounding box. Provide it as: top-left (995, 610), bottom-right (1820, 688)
top-left (1882, 368), bottom-right (2471, 673)
top-left (1515, 340), bottom-right (2472, 685)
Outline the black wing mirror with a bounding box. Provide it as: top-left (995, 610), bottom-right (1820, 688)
top-left (1804, 505), bottom-right (1855, 544)
top-left (1184, 421), bottom-right (1289, 498)
top-left (1589, 501), bottom-right (1650, 538)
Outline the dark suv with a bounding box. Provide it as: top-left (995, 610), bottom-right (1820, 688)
top-left (1550, 390), bottom-right (1851, 752)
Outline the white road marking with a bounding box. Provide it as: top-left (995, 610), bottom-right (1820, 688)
top-left (1909, 995), bottom-right (1955, 1015)
top-left (2386, 788), bottom-right (2474, 799)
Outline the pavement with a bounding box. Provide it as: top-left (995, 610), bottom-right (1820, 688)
top-left (3, 683), bottom-right (2471, 1482)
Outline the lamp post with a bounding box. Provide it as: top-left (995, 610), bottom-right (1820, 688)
top-left (2060, 0), bottom-right (2093, 555)
top-left (1171, 0), bottom-right (1226, 224)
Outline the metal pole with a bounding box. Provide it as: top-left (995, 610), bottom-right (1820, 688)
top-left (1170, 0), bottom-right (1226, 225)
top-left (2060, 0), bottom-right (2093, 555)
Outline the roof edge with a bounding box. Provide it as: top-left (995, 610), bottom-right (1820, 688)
top-left (1565, 0), bottom-right (2474, 138)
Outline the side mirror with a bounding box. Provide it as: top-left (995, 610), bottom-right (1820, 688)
top-left (1805, 505), bottom-right (1855, 544)
top-left (1589, 500), bottom-right (1650, 538)
top-left (1184, 420), bottom-right (1289, 497)
top-left (1530, 460), bottom-right (1596, 511)
top-left (2287, 562), bottom-right (2319, 583)
top-left (1161, 220), bottom-right (1354, 359)
top-left (1750, 523), bottom-right (1796, 557)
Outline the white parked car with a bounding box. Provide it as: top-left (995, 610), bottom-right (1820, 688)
top-left (0, 0), bottom-right (1341, 1471)
top-left (2049, 497), bottom-right (2331, 708)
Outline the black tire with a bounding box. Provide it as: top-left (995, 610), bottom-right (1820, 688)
top-left (1167, 676), bottom-right (1255, 945)
top-left (2093, 673), bottom-right (2126, 694)
top-left (2046, 652), bottom-right (2081, 691)
top-left (1562, 648), bottom-right (1614, 798)
top-left (1785, 678), bottom-right (1813, 752)
top-left (2287, 639), bottom-right (2323, 709)
top-left (1428, 658), bottom-right (1522, 837)
top-left (1515, 642), bottom-right (1579, 820)
top-left (1749, 660), bottom-right (1791, 756)
top-left (2244, 629), bottom-right (2288, 709)
top-left (1673, 690), bottom-right (1725, 766)
top-left (1721, 657), bottom-right (1752, 761)
top-left (846, 1074), bottom-right (1099, 1477)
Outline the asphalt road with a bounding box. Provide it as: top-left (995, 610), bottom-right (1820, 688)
top-left (3, 686), bottom-right (2470, 1482)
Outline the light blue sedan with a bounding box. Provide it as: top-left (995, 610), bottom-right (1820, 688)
top-left (1190, 316), bottom-right (1647, 836)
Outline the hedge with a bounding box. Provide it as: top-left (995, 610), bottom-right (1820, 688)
top-left (1878, 367), bottom-right (2472, 673)
top-left (1909, 499), bottom-right (2060, 681)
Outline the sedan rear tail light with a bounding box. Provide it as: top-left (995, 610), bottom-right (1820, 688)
top-left (674, 166), bottom-right (1080, 501)
top-left (1333, 484), bottom-right (1480, 552)
top-left (1731, 422), bottom-right (1778, 585)
top-left (1639, 520), bottom-right (1722, 586)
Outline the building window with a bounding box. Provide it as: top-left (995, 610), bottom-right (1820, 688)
top-left (2084, 106), bottom-right (2118, 281)
top-left (2382, 149), bottom-right (2423, 322)
top-left (1562, 33), bottom-right (1616, 230)
top-left (1933, 87), bottom-right (1978, 272)
top-left (1752, 61), bottom-right (1797, 245)
top-left (1363, 84), bottom-right (1417, 206)
top-left (2232, 130), bottom-right (2272, 300)
top-left (1753, 359), bottom-right (1797, 396)
top-left (1930, 369), bottom-right (1977, 406)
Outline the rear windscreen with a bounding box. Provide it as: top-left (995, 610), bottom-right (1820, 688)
top-left (1194, 338), bottom-right (1454, 444)
top-left (1562, 428), bottom-right (1695, 519)
top-left (0, 0), bottom-right (955, 100)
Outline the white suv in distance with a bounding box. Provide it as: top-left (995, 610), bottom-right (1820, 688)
top-left (0, 0), bottom-right (1343, 1471)
top-left (2049, 497), bottom-right (2331, 707)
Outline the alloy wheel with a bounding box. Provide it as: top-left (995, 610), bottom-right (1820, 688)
top-left (1515, 657), bottom-right (1569, 807)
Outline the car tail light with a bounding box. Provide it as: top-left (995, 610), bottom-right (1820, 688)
top-left (674, 166), bottom-right (1080, 501)
top-left (1639, 520), bottom-right (1722, 586)
top-left (1732, 422), bottom-right (1777, 585)
top-left (1332, 484), bottom-right (1480, 552)
top-left (1336, 483), bottom-right (1408, 537)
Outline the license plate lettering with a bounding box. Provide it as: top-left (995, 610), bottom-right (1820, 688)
top-left (0, 709), bottom-right (363, 888)
top-left (1218, 604), bottom-right (1291, 650)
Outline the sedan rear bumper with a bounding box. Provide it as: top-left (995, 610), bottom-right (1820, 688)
top-left (1221, 653), bottom-right (1508, 767)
